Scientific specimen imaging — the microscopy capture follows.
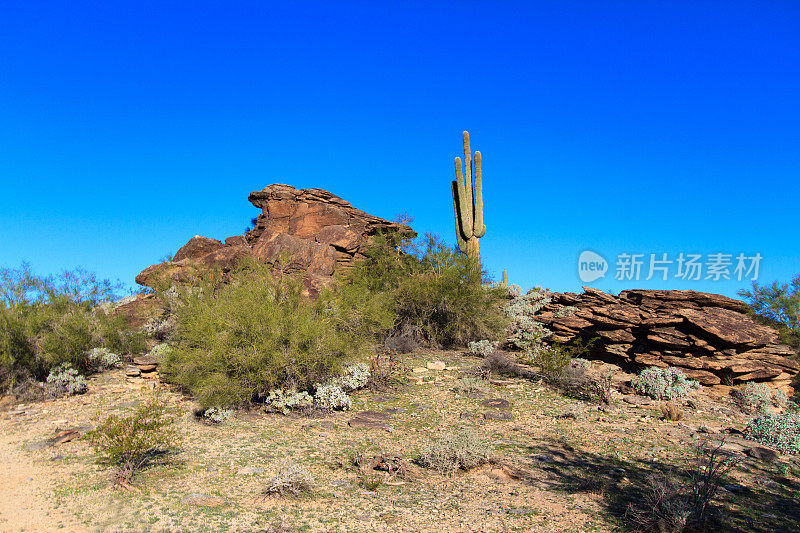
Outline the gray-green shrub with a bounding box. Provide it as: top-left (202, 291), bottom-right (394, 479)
top-left (467, 339), bottom-right (498, 357)
top-left (418, 429), bottom-right (489, 474)
top-left (632, 366), bottom-right (699, 401)
top-left (266, 459), bottom-right (314, 496)
top-left (264, 389), bottom-right (314, 415)
top-left (743, 412), bottom-right (800, 454)
top-left (732, 381), bottom-right (785, 414)
top-left (45, 362), bottom-right (87, 395)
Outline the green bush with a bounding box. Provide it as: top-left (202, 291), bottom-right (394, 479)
top-left (161, 260), bottom-right (371, 409)
top-left (739, 274), bottom-right (800, 353)
top-left (339, 234), bottom-right (508, 349)
top-left (85, 398), bottom-right (178, 483)
top-left (0, 263), bottom-right (145, 391)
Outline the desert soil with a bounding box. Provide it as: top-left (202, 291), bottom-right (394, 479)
top-left (1, 350), bottom-right (799, 532)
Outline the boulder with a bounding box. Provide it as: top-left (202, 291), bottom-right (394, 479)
top-left (135, 184), bottom-right (415, 296)
top-left (532, 288), bottom-right (798, 392)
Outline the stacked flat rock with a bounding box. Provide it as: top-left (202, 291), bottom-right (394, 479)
top-left (132, 355), bottom-right (159, 379)
top-left (134, 184), bottom-right (415, 296)
top-left (535, 287), bottom-right (799, 390)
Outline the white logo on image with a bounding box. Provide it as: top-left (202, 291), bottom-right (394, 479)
top-left (578, 251), bottom-right (608, 283)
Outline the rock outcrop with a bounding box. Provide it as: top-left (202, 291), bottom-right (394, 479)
top-left (536, 288), bottom-right (799, 390)
top-left (135, 184), bottom-right (415, 295)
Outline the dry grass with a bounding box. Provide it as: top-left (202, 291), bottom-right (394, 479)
top-left (660, 403), bottom-right (685, 422)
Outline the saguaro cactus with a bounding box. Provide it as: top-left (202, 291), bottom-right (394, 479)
top-left (451, 130), bottom-right (485, 272)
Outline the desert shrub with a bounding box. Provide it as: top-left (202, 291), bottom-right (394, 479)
top-left (144, 315), bottom-right (176, 342)
top-left (660, 402), bottom-right (685, 422)
top-left (453, 376), bottom-right (487, 396)
top-left (774, 388), bottom-right (788, 407)
top-left (45, 362), bottom-right (87, 395)
top-left (200, 406), bottom-right (233, 424)
top-left (161, 260), bottom-right (370, 408)
top-left (739, 274), bottom-right (800, 353)
top-left (743, 412), bottom-right (800, 454)
top-left (0, 263), bottom-right (142, 391)
top-left (418, 429), bottom-right (489, 474)
top-left (85, 398), bottom-right (178, 483)
top-left (732, 381), bottom-right (781, 414)
top-left (96, 313), bottom-right (147, 356)
top-left (591, 371), bottom-right (614, 405)
top-left (524, 343), bottom-right (573, 381)
top-left (626, 442), bottom-right (736, 533)
top-left (482, 350), bottom-right (538, 379)
top-left (264, 389), bottom-right (315, 415)
top-left (634, 441), bottom-right (736, 531)
top-left (313, 383), bottom-right (352, 411)
top-left (86, 347), bottom-right (121, 369)
top-left (467, 339), bottom-right (498, 357)
top-left (505, 287), bottom-right (553, 349)
top-left (632, 367), bottom-right (699, 401)
top-left (338, 233), bottom-right (508, 349)
top-left (544, 356), bottom-right (613, 404)
top-left (333, 363), bottom-right (370, 392)
top-left (391, 236), bottom-right (508, 347)
top-left (263, 364), bottom-right (369, 414)
top-left (506, 284), bottom-right (523, 297)
top-left (367, 352), bottom-right (409, 389)
top-left (554, 305), bottom-right (577, 317)
top-left (266, 459), bottom-right (313, 497)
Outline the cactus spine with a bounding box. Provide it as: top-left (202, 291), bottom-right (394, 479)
top-left (451, 130), bottom-right (485, 272)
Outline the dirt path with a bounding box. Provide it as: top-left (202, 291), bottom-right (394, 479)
top-left (0, 417), bottom-right (87, 532)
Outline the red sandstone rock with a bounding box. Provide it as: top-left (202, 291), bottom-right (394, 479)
top-left (535, 288), bottom-right (798, 391)
top-left (135, 184), bottom-right (415, 295)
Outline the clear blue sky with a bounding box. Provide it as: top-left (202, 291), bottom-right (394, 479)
top-left (1, 1), bottom-right (798, 298)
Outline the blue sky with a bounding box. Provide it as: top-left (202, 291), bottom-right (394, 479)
top-left (1, 1), bottom-right (798, 298)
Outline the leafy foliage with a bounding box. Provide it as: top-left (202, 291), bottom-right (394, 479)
top-left (632, 366), bottom-right (699, 401)
top-left (0, 263), bottom-right (145, 391)
top-left (732, 381), bottom-right (785, 414)
top-left (161, 259), bottom-right (371, 409)
top-left (744, 412), bottom-right (800, 454)
top-left (45, 362), bottom-right (87, 395)
top-left (85, 398), bottom-right (178, 483)
top-left (338, 233), bottom-right (508, 349)
top-left (739, 274), bottom-right (800, 353)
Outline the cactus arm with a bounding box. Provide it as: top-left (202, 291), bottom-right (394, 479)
top-left (462, 131), bottom-right (473, 219)
top-left (472, 150), bottom-right (486, 237)
top-left (454, 156), bottom-right (473, 239)
top-left (452, 180), bottom-right (468, 253)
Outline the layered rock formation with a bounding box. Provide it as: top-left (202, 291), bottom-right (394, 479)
top-left (135, 184), bottom-right (415, 294)
top-left (536, 288), bottom-right (798, 390)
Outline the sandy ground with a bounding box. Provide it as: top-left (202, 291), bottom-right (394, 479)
top-left (0, 425), bottom-right (87, 532)
top-left (0, 352), bottom-right (798, 532)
